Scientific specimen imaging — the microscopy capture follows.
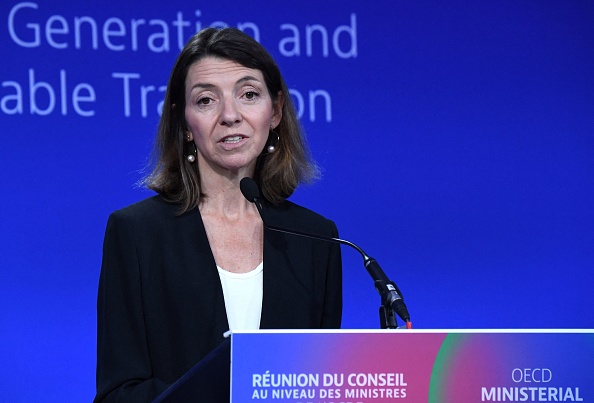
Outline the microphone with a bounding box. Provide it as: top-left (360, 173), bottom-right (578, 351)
top-left (240, 177), bottom-right (262, 206)
top-left (240, 177), bottom-right (412, 329)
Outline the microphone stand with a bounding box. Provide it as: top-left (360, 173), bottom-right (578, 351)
top-left (250, 196), bottom-right (411, 330)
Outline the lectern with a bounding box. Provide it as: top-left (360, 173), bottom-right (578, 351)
top-left (154, 329), bottom-right (593, 402)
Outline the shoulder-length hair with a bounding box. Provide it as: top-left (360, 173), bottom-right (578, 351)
top-left (142, 27), bottom-right (318, 214)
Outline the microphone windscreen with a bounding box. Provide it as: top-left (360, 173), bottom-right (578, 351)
top-left (240, 177), bottom-right (260, 202)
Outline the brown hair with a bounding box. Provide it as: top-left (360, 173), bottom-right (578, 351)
top-left (142, 27), bottom-right (318, 213)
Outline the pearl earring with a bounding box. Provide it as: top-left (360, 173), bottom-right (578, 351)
top-left (267, 129), bottom-right (280, 153)
top-left (184, 133), bottom-right (197, 163)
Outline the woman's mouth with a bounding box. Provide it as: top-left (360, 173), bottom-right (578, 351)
top-left (222, 135), bottom-right (243, 144)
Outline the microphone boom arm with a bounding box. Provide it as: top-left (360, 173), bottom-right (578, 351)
top-left (251, 196), bottom-right (412, 329)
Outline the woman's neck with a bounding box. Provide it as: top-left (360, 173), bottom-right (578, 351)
top-left (199, 174), bottom-right (255, 219)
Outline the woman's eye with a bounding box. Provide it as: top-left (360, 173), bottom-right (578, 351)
top-left (244, 91), bottom-right (259, 100)
top-left (197, 97), bottom-right (212, 105)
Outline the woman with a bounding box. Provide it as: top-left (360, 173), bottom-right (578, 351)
top-left (95, 28), bottom-right (342, 402)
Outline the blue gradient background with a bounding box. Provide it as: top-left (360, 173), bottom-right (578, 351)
top-left (1, 1), bottom-right (593, 401)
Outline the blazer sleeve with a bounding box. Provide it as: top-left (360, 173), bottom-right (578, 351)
top-left (94, 212), bottom-right (169, 403)
top-left (320, 219), bottom-right (343, 328)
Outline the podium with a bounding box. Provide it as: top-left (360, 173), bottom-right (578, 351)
top-left (155, 329), bottom-right (594, 402)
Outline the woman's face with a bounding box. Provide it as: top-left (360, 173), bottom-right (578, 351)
top-left (184, 57), bottom-right (282, 178)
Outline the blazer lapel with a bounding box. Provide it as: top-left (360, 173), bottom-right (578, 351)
top-left (185, 208), bottom-right (230, 333)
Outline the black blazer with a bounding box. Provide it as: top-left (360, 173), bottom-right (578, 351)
top-left (94, 195), bottom-right (342, 402)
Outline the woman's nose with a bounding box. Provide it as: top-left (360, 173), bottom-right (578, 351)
top-left (219, 97), bottom-right (242, 126)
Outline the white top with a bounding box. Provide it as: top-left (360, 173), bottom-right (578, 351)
top-left (217, 262), bottom-right (263, 331)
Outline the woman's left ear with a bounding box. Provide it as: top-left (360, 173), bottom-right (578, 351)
top-left (271, 91), bottom-right (284, 128)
